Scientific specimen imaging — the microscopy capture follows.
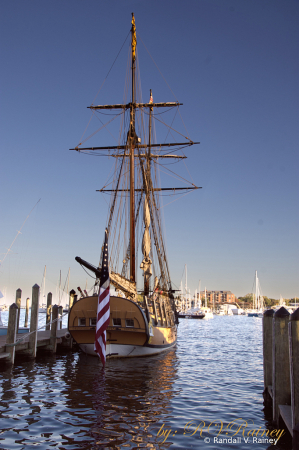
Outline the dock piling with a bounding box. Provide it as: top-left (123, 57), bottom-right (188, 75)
top-left (263, 309), bottom-right (274, 407)
top-left (289, 309), bottom-right (299, 435)
top-left (15, 288), bottom-right (22, 334)
top-left (58, 306), bottom-right (63, 329)
top-left (28, 284), bottom-right (39, 358)
top-left (24, 297), bottom-right (30, 328)
top-left (46, 292), bottom-right (52, 331)
top-left (6, 303), bottom-right (18, 364)
top-left (50, 305), bottom-right (59, 353)
top-left (272, 307), bottom-right (291, 424)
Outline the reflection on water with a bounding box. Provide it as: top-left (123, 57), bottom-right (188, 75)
top-left (0, 316), bottom-right (292, 449)
top-left (0, 347), bottom-right (178, 449)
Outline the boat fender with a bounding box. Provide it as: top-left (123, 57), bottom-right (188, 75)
top-left (64, 331), bottom-right (71, 339)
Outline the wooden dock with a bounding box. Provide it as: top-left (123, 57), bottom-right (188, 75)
top-left (0, 284), bottom-right (75, 364)
top-left (263, 307), bottom-right (299, 449)
top-left (0, 328), bottom-right (72, 361)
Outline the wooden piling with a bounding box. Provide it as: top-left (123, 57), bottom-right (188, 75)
top-left (15, 288), bottom-right (22, 334)
top-left (46, 292), bottom-right (52, 331)
top-left (58, 306), bottom-right (63, 329)
top-left (263, 309), bottom-right (274, 405)
top-left (50, 305), bottom-right (59, 353)
top-left (24, 298), bottom-right (30, 328)
top-left (6, 303), bottom-right (18, 364)
top-left (293, 423), bottom-right (299, 450)
top-left (289, 308), bottom-right (299, 436)
top-left (272, 306), bottom-right (291, 424)
top-left (28, 284), bottom-right (39, 358)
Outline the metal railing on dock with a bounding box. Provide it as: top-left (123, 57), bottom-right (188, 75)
top-left (0, 285), bottom-right (74, 364)
top-left (263, 306), bottom-right (299, 449)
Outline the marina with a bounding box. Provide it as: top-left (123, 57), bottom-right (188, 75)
top-left (1, 3), bottom-right (298, 450)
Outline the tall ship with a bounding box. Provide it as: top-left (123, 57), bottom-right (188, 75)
top-left (68, 14), bottom-right (200, 358)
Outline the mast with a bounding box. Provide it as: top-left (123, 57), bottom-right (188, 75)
top-left (198, 280), bottom-right (201, 307)
top-left (185, 264), bottom-right (187, 307)
top-left (143, 89), bottom-right (153, 296)
top-left (255, 270), bottom-right (258, 310)
top-left (73, 14), bottom-right (201, 299)
top-left (130, 13), bottom-right (137, 282)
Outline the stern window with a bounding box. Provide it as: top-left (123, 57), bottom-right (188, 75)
top-left (78, 318), bottom-right (86, 326)
top-left (113, 318), bottom-right (122, 327)
top-left (125, 319), bottom-right (134, 328)
top-left (90, 318), bottom-right (97, 326)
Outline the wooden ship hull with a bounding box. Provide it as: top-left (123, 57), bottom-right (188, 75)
top-left (68, 295), bottom-right (177, 357)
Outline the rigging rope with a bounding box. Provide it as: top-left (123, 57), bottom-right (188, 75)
top-left (91, 31), bottom-right (131, 106)
top-left (137, 33), bottom-right (179, 103)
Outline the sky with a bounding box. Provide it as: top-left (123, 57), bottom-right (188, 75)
top-left (0, 0), bottom-right (298, 306)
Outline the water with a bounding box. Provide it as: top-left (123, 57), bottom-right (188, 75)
top-left (0, 315), bottom-right (292, 449)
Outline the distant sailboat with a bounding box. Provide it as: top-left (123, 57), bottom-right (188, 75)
top-left (39, 266), bottom-right (47, 313)
top-left (247, 271), bottom-right (264, 317)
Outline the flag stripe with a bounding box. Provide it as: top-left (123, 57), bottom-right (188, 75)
top-left (94, 229), bottom-right (110, 366)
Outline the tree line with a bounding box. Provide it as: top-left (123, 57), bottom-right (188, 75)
top-left (237, 294), bottom-right (298, 307)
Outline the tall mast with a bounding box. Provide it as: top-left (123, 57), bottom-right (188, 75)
top-left (74, 14), bottom-right (201, 292)
top-left (130, 13), bottom-right (137, 282)
top-left (143, 89), bottom-right (153, 296)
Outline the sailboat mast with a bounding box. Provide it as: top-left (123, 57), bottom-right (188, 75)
top-left (130, 13), bottom-right (137, 282)
top-left (198, 280), bottom-right (201, 307)
top-left (255, 270), bottom-right (258, 310)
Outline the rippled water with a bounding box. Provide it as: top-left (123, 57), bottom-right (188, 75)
top-left (0, 315), bottom-right (292, 449)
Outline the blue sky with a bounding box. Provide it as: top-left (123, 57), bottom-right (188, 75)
top-left (1, 0), bottom-right (298, 305)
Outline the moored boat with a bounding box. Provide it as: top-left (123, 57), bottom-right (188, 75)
top-left (68, 14), bottom-right (200, 358)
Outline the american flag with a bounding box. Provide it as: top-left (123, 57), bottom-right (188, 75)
top-left (94, 229), bottom-right (110, 366)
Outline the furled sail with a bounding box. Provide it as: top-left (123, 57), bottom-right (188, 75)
top-left (110, 271), bottom-right (137, 299)
top-left (140, 196), bottom-right (152, 285)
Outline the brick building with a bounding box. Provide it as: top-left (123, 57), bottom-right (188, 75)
top-left (199, 290), bottom-right (236, 305)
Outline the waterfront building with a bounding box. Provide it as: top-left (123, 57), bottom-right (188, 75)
top-left (199, 290), bottom-right (236, 305)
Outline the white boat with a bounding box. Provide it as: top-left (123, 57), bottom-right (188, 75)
top-left (202, 308), bottom-right (213, 319)
top-left (232, 307), bottom-right (245, 315)
top-left (247, 271), bottom-right (264, 317)
top-left (67, 14), bottom-right (200, 358)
